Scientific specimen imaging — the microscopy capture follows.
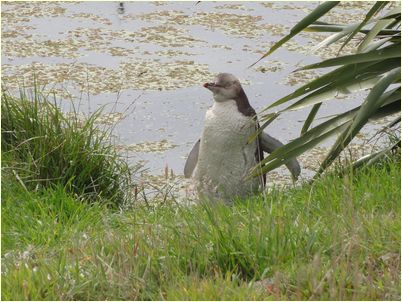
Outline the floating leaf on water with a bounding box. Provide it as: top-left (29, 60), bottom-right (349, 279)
top-left (255, 60), bottom-right (286, 73)
top-left (119, 140), bottom-right (178, 153)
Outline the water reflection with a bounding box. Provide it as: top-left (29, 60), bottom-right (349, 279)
top-left (117, 2), bottom-right (124, 14)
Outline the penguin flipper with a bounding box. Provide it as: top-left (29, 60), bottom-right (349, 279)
top-left (184, 139), bottom-right (200, 178)
top-left (259, 132), bottom-right (301, 180)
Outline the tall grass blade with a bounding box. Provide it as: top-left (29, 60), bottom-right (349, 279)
top-left (316, 67), bottom-right (401, 176)
top-left (338, 1), bottom-right (389, 52)
top-left (285, 76), bottom-right (382, 111)
top-left (305, 25), bottom-right (399, 35)
top-left (311, 22), bottom-right (363, 52)
top-left (358, 19), bottom-right (395, 52)
top-left (297, 44), bottom-right (400, 71)
top-left (301, 103), bottom-right (321, 135)
top-left (361, 36), bottom-right (393, 52)
top-left (260, 110), bottom-right (358, 165)
top-left (250, 1), bottom-right (339, 67)
top-left (250, 121), bottom-right (350, 177)
top-left (379, 4), bottom-right (402, 19)
top-left (247, 113), bottom-right (279, 144)
top-left (305, 24), bottom-right (349, 33)
top-left (265, 58), bottom-right (397, 110)
top-left (335, 139), bottom-right (400, 177)
top-left (251, 87), bottom-right (399, 177)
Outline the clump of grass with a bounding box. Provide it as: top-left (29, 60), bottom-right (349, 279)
top-left (1, 87), bottom-right (133, 207)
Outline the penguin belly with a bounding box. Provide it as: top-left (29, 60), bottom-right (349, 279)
top-left (194, 100), bottom-right (261, 201)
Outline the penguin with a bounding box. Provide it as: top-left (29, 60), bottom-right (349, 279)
top-left (184, 73), bottom-right (301, 201)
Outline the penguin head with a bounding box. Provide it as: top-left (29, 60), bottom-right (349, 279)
top-left (203, 73), bottom-right (242, 102)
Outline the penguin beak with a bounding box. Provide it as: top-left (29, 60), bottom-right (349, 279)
top-left (203, 82), bottom-right (221, 90)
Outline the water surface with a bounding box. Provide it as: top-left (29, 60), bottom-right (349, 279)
top-left (2, 1), bottom-right (393, 198)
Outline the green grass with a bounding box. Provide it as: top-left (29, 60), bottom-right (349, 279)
top-left (2, 155), bottom-right (400, 300)
top-left (1, 87), bottom-right (133, 207)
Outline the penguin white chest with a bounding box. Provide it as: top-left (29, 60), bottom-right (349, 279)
top-left (195, 100), bottom-right (260, 199)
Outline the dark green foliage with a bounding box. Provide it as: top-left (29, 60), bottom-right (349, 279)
top-left (253, 1), bottom-right (401, 178)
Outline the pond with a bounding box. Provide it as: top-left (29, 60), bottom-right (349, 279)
top-left (1, 1), bottom-right (394, 200)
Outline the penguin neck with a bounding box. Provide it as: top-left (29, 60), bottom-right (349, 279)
top-left (212, 88), bottom-right (256, 118)
top-left (234, 88), bottom-right (256, 117)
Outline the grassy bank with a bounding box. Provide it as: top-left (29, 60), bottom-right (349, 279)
top-left (1, 92), bottom-right (400, 300)
top-left (2, 157), bottom-right (400, 300)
